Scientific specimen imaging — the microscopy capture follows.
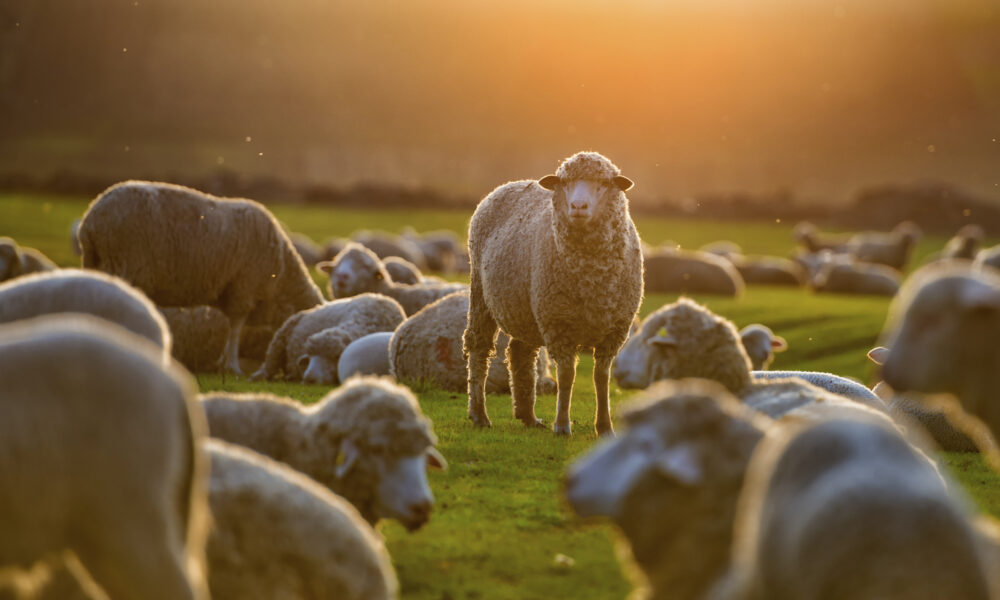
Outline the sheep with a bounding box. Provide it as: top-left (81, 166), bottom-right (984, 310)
top-left (158, 305), bottom-right (276, 372)
top-left (287, 231), bottom-right (324, 266)
top-left (318, 242), bottom-right (467, 315)
top-left (401, 227), bottom-right (463, 273)
top-left (352, 230), bottom-right (428, 271)
top-left (644, 246), bottom-right (744, 296)
top-left (699, 240), bottom-right (743, 260)
top-left (465, 151), bottom-right (644, 435)
top-left (721, 416), bottom-right (992, 600)
top-left (792, 221), bottom-right (848, 253)
top-left (877, 261), bottom-right (1000, 443)
top-left (845, 220), bottom-right (922, 270)
top-left (78, 180), bottom-right (324, 374)
top-left (338, 331), bottom-right (395, 381)
top-left (251, 293), bottom-right (406, 384)
top-left (937, 224), bottom-right (985, 262)
top-left (390, 291), bottom-right (557, 395)
top-left (810, 255), bottom-right (901, 296)
top-left (975, 244), bottom-right (1000, 272)
top-left (0, 269), bottom-right (171, 357)
top-left (729, 255), bottom-right (805, 287)
top-left (200, 376), bottom-right (446, 529)
top-left (0, 314), bottom-right (209, 600)
top-left (868, 347), bottom-right (978, 452)
top-left (383, 255), bottom-right (423, 284)
top-left (205, 439), bottom-right (398, 600)
top-left (611, 298), bottom-right (889, 414)
top-left (320, 236), bottom-right (351, 262)
top-left (0, 236), bottom-right (57, 282)
top-left (738, 324), bottom-right (786, 371)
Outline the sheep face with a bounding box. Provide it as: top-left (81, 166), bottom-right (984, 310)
top-left (301, 327), bottom-right (354, 384)
top-left (880, 273), bottom-right (1000, 396)
top-left (740, 326), bottom-right (787, 371)
top-left (319, 245), bottom-right (387, 298)
top-left (540, 176), bottom-right (633, 229)
top-left (612, 331), bottom-right (653, 389)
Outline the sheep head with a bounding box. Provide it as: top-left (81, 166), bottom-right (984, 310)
top-left (318, 242), bottom-right (390, 298)
top-left (301, 326), bottom-right (354, 384)
top-left (539, 151), bottom-right (633, 232)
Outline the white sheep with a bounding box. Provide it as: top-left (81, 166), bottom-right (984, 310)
top-left (0, 315), bottom-right (209, 600)
top-left (78, 180), bottom-right (324, 374)
top-left (845, 220), bottom-right (922, 270)
top-left (287, 231), bottom-right (324, 266)
top-left (205, 439), bottom-right (398, 600)
top-left (338, 331), bottom-right (395, 382)
top-left (383, 255), bottom-right (423, 284)
top-left (401, 227), bottom-right (464, 273)
top-left (200, 376), bottom-right (446, 529)
top-left (934, 224), bottom-right (985, 262)
top-left (158, 305), bottom-right (277, 373)
top-left (465, 151), bottom-right (644, 435)
top-left (810, 254), bottom-right (901, 296)
top-left (792, 221), bottom-right (849, 253)
top-left (352, 230), bottom-right (428, 271)
top-left (319, 242), bottom-right (466, 315)
top-left (721, 416), bottom-right (992, 600)
top-left (738, 325), bottom-right (787, 371)
top-left (0, 269), bottom-right (171, 358)
top-left (250, 293), bottom-right (406, 384)
top-left (390, 291), bottom-right (557, 395)
top-left (643, 246), bottom-right (745, 296)
top-left (0, 236), bottom-right (58, 282)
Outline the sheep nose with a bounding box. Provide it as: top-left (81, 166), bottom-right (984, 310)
top-left (571, 201), bottom-right (588, 210)
top-left (336, 272), bottom-right (350, 282)
top-left (405, 500), bottom-right (433, 531)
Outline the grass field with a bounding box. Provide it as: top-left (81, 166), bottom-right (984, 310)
top-left (3, 192), bottom-right (999, 599)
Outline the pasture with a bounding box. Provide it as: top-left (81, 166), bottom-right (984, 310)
top-left (3, 191), bottom-right (998, 599)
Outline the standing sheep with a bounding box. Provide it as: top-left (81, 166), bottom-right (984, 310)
top-left (738, 324), bottom-right (787, 371)
top-left (251, 293), bottom-right (406, 384)
top-left (0, 236), bottom-right (58, 282)
top-left (200, 376), bottom-right (447, 529)
top-left (937, 224), bottom-right (985, 262)
top-left (722, 416), bottom-right (991, 600)
top-left (205, 440), bottom-right (398, 600)
top-left (78, 180), bottom-right (324, 374)
top-left (390, 291), bottom-right (557, 395)
top-left (792, 222), bottom-right (849, 253)
top-left (465, 151), bottom-right (643, 435)
top-left (0, 315), bottom-right (209, 600)
top-left (319, 242), bottom-right (467, 315)
top-left (0, 269), bottom-right (171, 358)
top-left (845, 220), bottom-right (922, 270)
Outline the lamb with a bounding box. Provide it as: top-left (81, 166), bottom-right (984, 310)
top-left (251, 293), bottom-right (406, 384)
top-left (390, 291), bottom-right (557, 395)
top-left (78, 180), bottom-right (324, 374)
top-left (792, 221), bottom-right (848, 253)
top-left (0, 236), bottom-right (57, 282)
top-left (738, 325), bottom-right (787, 371)
top-left (644, 246), bottom-right (744, 296)
top-left (401, 227), bottom-right (463, 273)
top-left (319, 242), bottom-right (466, 315)
top-left (845, 220), bottom-right (922, 270)
top-left (465, 151), bottom-right (644, 435)
top-left (564, 378), bottom-right (894, 600)
top-left (383, 255), bottom-right (423, 284)
top-left (352, 230), bottom-right (427, 271)
top-left (721, 416), bottom-right (992, 600)
top-left (810, 255), bottom-right (901, 296)
top-left (336, 331), bottom-right (394, 382)
top-left (205, 439), bottom-right (398, 600)
top-left (0, 269), bottom-right (171, 357)
top-left (0, 315), bottom-right (210, 600)
top-left (611, 298), bottom-right (889, 414)
top-left (200, 376), bottom-right (446, 529)
top-left (876, 261), bottom-right (1000, 443)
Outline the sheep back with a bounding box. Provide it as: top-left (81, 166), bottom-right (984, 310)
top-left (644, 249), bottom-right (744, 296)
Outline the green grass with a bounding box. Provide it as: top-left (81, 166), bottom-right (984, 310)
top-left (3, 192), bottom-right (999, 599)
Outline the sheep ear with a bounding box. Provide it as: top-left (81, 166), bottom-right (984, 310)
top-left (613, 175), bottom-right (634, 192)
top-left (317, 261), bottom-right (335, 274)
top-left (655, 444), bottom-right (702, 485)
top-left (538, 175), bottom-right (561, 191)
top-left (297, 355), bottom-right (310, 369)
top-left (867, 347), bottom-right (889, 365)
top-left (427, 447), bottom-right (448, 471)
top-left (335, 438), bottom-right (361, 479)
top-left (647, 334), bottom-right (677, 348)
top-left (958, 282), bottom-right (1000, 313)
top-left (771, 336), bottom-right (788, 351)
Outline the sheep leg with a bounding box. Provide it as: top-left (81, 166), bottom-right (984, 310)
top-left (507, 339), bottom-right (543, 427)
top-left (221, 313), bottom-right (247, 375)
top-left (593, 350), bottom-right (615, 437)
top-left (464, 278), bottom-right (498, 428)
top-left (552, 351), bottom-right (578, 435)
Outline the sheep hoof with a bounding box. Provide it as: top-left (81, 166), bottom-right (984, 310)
top-left (596, 424), bottom-right (615, 438)
top-left (519, 416), bottom-right (546, 428)
top-left (248, 369), bottom-right (266, 382)
top-left (468, 413), bottom-right (492, 428)
top-left (553, 422), bottom-right (572, 436)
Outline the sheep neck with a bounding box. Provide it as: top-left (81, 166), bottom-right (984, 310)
top-left (551, 203), bottom-right (630, 257)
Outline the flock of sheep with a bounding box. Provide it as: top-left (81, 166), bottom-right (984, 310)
top-left (2, 150), bottom-right (1000, 598)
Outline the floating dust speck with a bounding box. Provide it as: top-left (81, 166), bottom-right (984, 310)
top-left (245, 136), bottom-right (252, 142)
top-left (553, 554), bottom-right (575, 570)
top-left (927, 144), bottom-right (936, 153)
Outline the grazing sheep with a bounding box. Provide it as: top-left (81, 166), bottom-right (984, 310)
top-left (287, 231), bottom-right (324, 267)
top-left (251, 293), bottom-right (406, 384)
top-left (159, 306), bottom-right (276, 373)
top-left (846, 220), bottom-right (922, 270)
top-left (810, 256), bottom-right (901, 296)
top-left (390, 291), bottom-right (556, 395)
top-left (0, 269), bottom-right (171, 357)
top-left (729, 255), bottom-right (805, 287)
top-left (792, 222), bottom-right (848, 253)
top-left (738, 325), bottom-right (787, 371)
top-left (205, 440), bottom-right (398, 600)
top-left (401, 227), bottom-right (463, 273)
top-left (352, 230), bottom-right (427, 271)
top-left (338, 332), bottom-right (395, 381)
top-left (319, 242), bottom-right (466, 315)
top-left (0, 236), bottom-right (58, 282)
top-left (200, 376), bottom-right (447, 529)
top-left (78, 180), bottom-right (324, 374)
top-left (465, 151), bottom-right (643, 435)
top-left (644, 246), bottom-right (744, 296)
top-left (612, 298), bottom-right (889, 414)
top-left (383, 256), bottom-right (423, 284)
top-left (0, 315), bottom-right (209, 600)
top-left (722, 416), bottom-right (991, 600)
top-left (877, 262), bottom-right (1000, 442)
